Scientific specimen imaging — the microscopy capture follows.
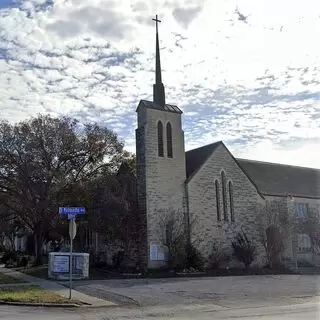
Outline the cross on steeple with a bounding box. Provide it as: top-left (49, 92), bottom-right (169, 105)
top-left (152, 14), bottom-right (165, 106)
top-left (152, 14), bottom-right (161, 33)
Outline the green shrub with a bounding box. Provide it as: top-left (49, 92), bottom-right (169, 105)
top-left (112, 250), bottom-right (125, 270)
top-left (89, 252), bottom-right (106, 268)
top-left (1, 250), bottom-right (32, 268)
top-left (1, 250), bottom-right (18, 264)
top-left (169, 242), bottom-right (204, 272)
top-left (208, 242), bottom-right (227, 270)
top-left (232, 230), bottom-right (256, 268)
top-left (18, 256), bottom-right (29, 267)
top-left (172, 245), bottom-right (187, 271)
top-left (185, 243), bottom-right (204, 271)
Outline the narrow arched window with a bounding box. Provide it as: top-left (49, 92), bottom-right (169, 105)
top-left (229, 181), bottom-right (234, 221)
top-left (221, 171), bottom-right (228, 221)
top-left (157, 121), bottom-right (164, 157)
top-left (166, 122), bottom-right (173, 158)
top-left (215, 180), bottom-right (221, 221)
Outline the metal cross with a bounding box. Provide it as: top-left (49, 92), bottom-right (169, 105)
top-left (152, 14), bottom-right (161, 33)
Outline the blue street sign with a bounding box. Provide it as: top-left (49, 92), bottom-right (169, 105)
top-left (68, 213), bottom-right (77, 220)
top-left (59, 207), bottom-right (86, 215)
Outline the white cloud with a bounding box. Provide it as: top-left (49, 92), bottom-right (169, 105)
top-left (0, 0), bottom-right (319, 168)
top-left (233, 139), bottom-right (320, 169)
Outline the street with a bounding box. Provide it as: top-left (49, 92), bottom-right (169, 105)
top-left (1, 274), bottom-right (319, 319)
top-left (0, 299), bottom-right (319, 319)
top-left (70, 274), bottom-right (320, 307)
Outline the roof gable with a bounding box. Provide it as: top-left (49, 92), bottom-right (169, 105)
top-left (237, 159), bottom-right (320, 199)
top-left (185, 141), bottom-right (264, 199)
top-left (185, 141), bottom-right (222, 181)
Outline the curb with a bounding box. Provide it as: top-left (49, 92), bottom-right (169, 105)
top-left (73, 287), bottom-right (139, 307)
top-left (0, 300), bottom-right (82, 308)
top-left (0, 299), bottom-right (119, 308)
top-left (102, 291), bottom-right (140, 307)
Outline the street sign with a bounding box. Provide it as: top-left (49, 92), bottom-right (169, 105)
top-left (68, 213), bottom-right (77, 220)
top-left (59, 207), bottom-right (86, 215)
top-left (58, 207), bottom-right (85, 299)
top-left (69, 220), bottom-right (77, 240)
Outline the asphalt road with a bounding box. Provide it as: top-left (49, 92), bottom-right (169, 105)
top-left (0, 300), bottom-right (319, 320)
top-left (71, 274), bottom-right (320, 307)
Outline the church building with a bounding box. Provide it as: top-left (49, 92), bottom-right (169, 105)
top-left (135, 16), bottom-right (320, 270)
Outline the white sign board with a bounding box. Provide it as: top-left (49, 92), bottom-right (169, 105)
top-left (298, 233), bottom-right (312, 251)
top-left (76, 256), bottom-right (83, 270)
top-left (150, 245), bottom-right (158, 261)
top-left (53, 256), bottom-right (69, 273)
top-left (157, 252), bottom-right (165, 261)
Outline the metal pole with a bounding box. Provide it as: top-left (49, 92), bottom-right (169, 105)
top-left (69, 221), bottom-right (73, 300)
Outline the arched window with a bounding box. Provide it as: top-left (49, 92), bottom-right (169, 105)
top-left (166, 122), bottom-right (173, 158)
top-left (157, 121), bottom-right (164, 157)
top-left (221, 171), bottom-right (228, 221)
top-left (215, 180), bottom-right (221, 221)
top-left (229, 181), bottom-right (234, 221)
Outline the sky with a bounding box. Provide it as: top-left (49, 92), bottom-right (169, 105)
top-left (0, 0), bottom-right (319, 168)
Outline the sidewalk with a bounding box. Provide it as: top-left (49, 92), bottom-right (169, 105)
top-left (0, 267), bottom-right (115, 307)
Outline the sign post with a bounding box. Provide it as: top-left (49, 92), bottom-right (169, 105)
top-left (68, 219), bottom-right (77, 299)
top-left (59, 207), bottom-right (85, 299)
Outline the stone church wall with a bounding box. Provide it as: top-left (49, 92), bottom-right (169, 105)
top-left (265, 195), bottom-right (320, 268)
top-left (294, 197), bottom-right (320, 267)
top-left (136, 105), bottom-right (187, 269)
top-left (136, 126), bottom-right (149, 270)
top-left (188, 144), bottom-right (266, 267)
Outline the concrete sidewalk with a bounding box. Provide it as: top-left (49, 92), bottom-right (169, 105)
top-left (0, 267), bottom-right (115, 307)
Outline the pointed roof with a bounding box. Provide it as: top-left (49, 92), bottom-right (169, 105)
top-left (185, 141), bottom-right (222, 180)
top-left (136, 100), bottom-right (182, 114)
top-left (237, 159), bottom-right (320, 199)
top-left (152, 14), bottom-right (166, 106)
top-left (185, 141), bottom-right (264, 198)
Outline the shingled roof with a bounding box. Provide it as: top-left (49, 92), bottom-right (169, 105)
top-left (185, 141), bottom-right (320, 199)
top-left (136, 100), bottom-right (183, 114)
top-left (237, 159), bottom-right (320, 199)
top-left (185, 141), bottom-right (222, 180)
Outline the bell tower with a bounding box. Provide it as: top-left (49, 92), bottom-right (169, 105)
top-left (135, 15), bottom-right (187, 269)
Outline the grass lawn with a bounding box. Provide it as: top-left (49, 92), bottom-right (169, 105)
top-left (18, 265), bottom-right (48, 279)
top-left (0, 285), bottom-right (80, 304)
top-left (0, 272), bottom-right (27, 285)
top-left (19, 265), bottom-right (113, 280)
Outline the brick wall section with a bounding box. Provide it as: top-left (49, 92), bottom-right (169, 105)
top-left (187, 143), bottom-right (266, 267)
top-left (136, 103), bottom-right (187, 269)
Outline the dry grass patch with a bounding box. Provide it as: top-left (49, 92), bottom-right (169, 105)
top-left (0, 272), bottom-right (27, 284)
top-left (17, 265), bottom-right (48, 279)
top-left (0, 285), bottom-right (80, 304)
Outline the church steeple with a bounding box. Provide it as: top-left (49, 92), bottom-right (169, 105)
top-left (152, 14), bottom-right (166, 106)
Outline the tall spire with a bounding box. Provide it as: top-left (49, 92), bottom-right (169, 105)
top-left (152, 14), bottom-right (165, 106)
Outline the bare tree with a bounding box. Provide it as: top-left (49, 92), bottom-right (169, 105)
top-left (158, 208), bottom-right (187, 269)
top-left (258, 199), bottom-right (294, 268)
top-left (158, 209), bottom-right (204, 271)
top-left (232, 229), bottom-right (256, 268)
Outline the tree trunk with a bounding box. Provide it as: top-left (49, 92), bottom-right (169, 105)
top-left (8, 233), bottom-right (16, 251)
top-left (34, 231), bottom-right (43, 265)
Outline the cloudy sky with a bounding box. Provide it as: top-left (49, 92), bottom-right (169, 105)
top-left (0, 0), bottom-right (320, 168)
